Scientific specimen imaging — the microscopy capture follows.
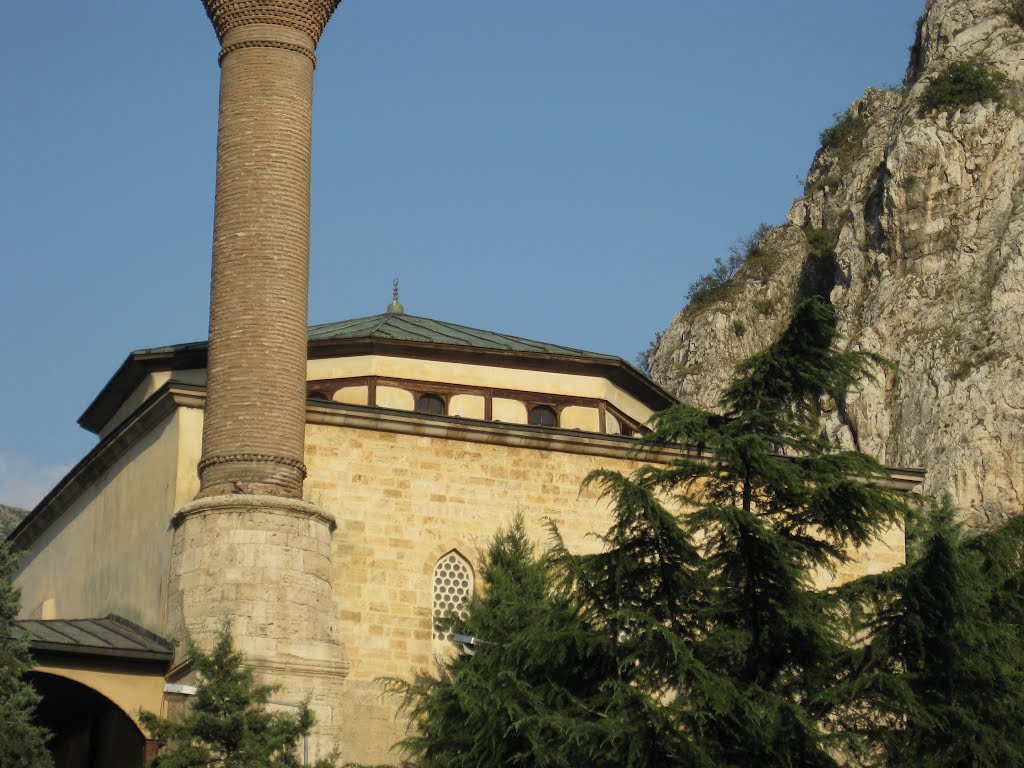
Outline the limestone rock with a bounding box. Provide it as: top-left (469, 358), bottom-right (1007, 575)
top-left (648, 0), bottom-right (1024, 530)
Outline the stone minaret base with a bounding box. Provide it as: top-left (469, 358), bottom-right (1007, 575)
top-left (166, 495), bottom-right (348, 759)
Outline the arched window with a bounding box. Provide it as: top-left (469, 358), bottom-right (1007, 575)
top-left (432, 550), bottom-right (474, 645)
top-left (416, 393), bottom-right (446, 415)
top-left (528, 405), bottom-right (557, 427)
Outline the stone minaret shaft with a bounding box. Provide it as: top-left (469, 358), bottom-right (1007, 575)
top-left (198, 0), bottom-right (341, 498)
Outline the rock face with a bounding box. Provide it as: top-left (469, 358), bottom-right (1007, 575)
top-left (0, 504), bottom-right (28, 538)
top-left (648, 0), bottom-right (1024, 530)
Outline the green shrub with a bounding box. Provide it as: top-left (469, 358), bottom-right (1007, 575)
top-left (686, 224), bottom-right (773, 307)
top-left (732, 319), bottom-right (747, 337)
top-left (819, 110), bottom-right (867, 152)
top-left (754, 298), bottom-right (776, 317)
top-left (803, 224), bottom-right (841, 256)
top-left (805, 172), bottom-right (843, 196)
top-left (920, 57), bottom-right (1010, 113)
top-left (635, 330), bottom-right (664, 374)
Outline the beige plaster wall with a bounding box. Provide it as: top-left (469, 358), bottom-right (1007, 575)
top-left (376, 385), bottom-right (414, 411)
top-left (332, 385), bottom-right (368, 405)
top-left (100, 370), bottom-right (205, 438)
top-left (447, 393), bottom-right (484, 420)
top-left (492, 397), bottom-right (527, 423)
top-left (16, 412), bottom-right (182, 633)
top-left (307, 354), bottom-right (655, 426)
top-left (561, 405), bottom-right (600, 432)
top-left (33, 659), bottom-right (168, 732)
top-left (174, 407), bottom-right (204, 506)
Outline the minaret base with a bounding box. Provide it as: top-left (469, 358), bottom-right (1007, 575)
top-left (167, 495), bottom-right (348, 759)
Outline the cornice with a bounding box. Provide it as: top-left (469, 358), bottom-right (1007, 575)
top-left (78, 339), bottom-right (676, 436)
top-left (12, 382), bottom-right (926, 552)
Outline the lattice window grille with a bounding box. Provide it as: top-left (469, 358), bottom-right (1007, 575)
top-left (432, 551), bottom-right (473, 642)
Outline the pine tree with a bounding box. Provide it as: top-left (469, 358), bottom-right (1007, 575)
top-left (393, 298), bottom-right (914, 766)
top-left (140, 625), bottom-right (338, 768)
top-left (388, 517), bottom-right (619, 768)
top-left (0, 540), bottom-right (54, 768)
top-left (841, 498), bottom-right (1024, 767)
top-left (549, 297), bottom-right (910, 766)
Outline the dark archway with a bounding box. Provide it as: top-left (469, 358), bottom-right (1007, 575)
top-left (28, 672), bottom-right (147, 768)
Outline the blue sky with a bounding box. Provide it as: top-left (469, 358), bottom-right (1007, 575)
top-left (0, 1), bottom-right (923, 508)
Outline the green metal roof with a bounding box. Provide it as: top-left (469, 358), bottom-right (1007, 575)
top-left (307, 314), bottom-right (621, 360)
top-left (139, 313), bottom-right (621, 362)
top-left (13, 615), bottom-right (174, 663)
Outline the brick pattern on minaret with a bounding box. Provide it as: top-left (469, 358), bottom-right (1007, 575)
top-left (198, 0), bottom-right (341, 498)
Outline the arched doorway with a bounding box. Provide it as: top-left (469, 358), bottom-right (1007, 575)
top-left (28, 672), bottom-right (147, 768)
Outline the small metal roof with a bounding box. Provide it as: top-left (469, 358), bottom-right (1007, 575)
top-left (13, 615), bottom-right (174, 664)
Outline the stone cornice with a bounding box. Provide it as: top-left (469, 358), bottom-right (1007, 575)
top-left (11, 382), bottom-right (926, 552)
top-left (173, 494), bottom-right (337, 533)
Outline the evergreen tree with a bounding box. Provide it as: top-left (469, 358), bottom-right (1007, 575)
top-left (393, 298), bottom-right (914, 766)
top-left (0, 540), bottom-right (54, 768)
top-left (388, 517), bottom-right (620, 768)
top-left (140, 625), bottom-right (338, 768)
top-left (549, 297), bottom-right (909, 766)
top-left (840, 498), bottom-right (1024, 767)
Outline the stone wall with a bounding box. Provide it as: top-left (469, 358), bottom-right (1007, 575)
top-left (305, 423), bottom-right (643, 764)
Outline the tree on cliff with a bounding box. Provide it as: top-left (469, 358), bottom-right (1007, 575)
top-left (391, 298), bottom-right (915, 766)
top-left (0, 540), bottom-right (54, 768)
top-left (140, 625), bottom-right (338, 768)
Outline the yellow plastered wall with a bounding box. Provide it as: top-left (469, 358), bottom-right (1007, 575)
top-left (448, 394), bottom-right (485, 420)
top-left (15, 412), bottom-right (183, 633)
top-left (492, 397), bottom-right (527, 423)
top-left (376, 386), bottom-right (414, 411)
top-left (306, 355), bottom-right (655, 427)
top-left (100, 370), bottom-right (206, 438)
top-left (332, 385), bottom-right (368, 405)
top-left (32, 659), bottom-right (168, 733)
top-left (561, 405), bottom-right (600, 432)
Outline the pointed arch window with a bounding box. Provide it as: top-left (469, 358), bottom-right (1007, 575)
top-left (432, 550), bottom-right (474, 645)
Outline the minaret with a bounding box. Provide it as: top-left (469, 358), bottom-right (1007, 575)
top-left (198, 0), bottom-right (340, 498)
top-left (167, 0), bottom-right (347, 757)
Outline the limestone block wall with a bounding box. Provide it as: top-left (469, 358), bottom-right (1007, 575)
top-left (303, 424), bottom-right (650, 765)
top-left (165, 496), bottom-right (347, 760)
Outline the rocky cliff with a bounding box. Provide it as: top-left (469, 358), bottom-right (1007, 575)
top-left (647, 0), bottom-right (1024, 530)
top-left (0, 504), bottom-right (28, 539)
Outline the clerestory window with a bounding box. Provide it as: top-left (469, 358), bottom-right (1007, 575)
top-left (528, 404), bottom-right (558, 427)
top-left (416, 393), bottom-right (446, 416)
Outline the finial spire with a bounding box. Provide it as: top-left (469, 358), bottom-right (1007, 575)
top-left (387, 278), bottom-right (405, 315)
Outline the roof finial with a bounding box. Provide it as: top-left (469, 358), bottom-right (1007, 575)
top-left (387, 278), bottom-right (405, 315)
